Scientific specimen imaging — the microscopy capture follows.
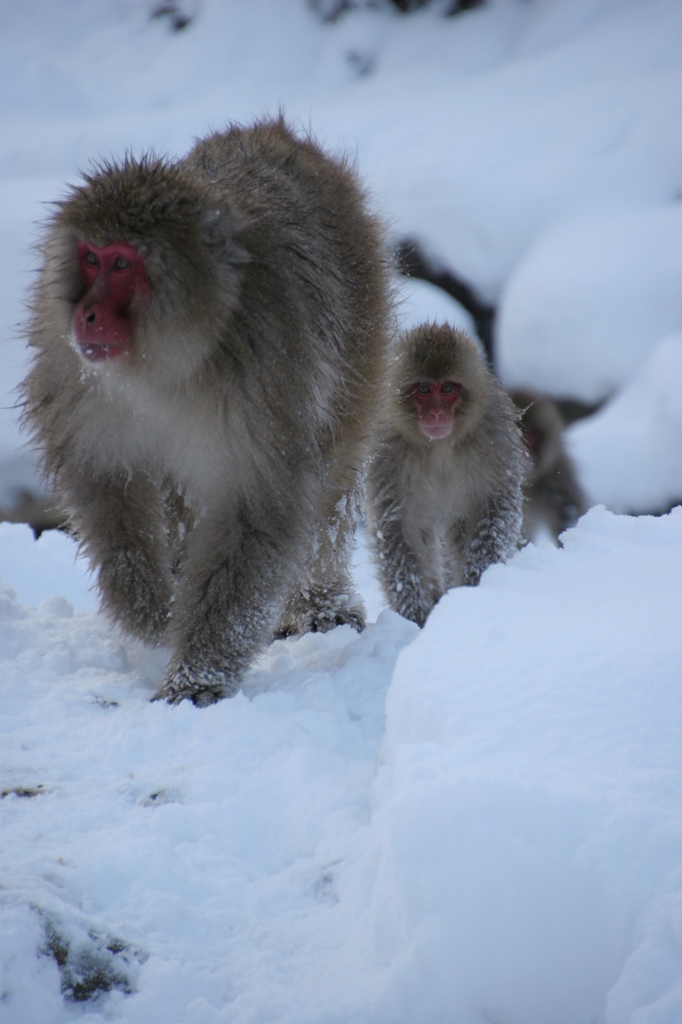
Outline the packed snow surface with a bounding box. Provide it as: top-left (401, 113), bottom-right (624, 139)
top-left (1, 507), bottom-right (681, 1022)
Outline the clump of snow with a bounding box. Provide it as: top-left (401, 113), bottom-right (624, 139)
top-left (566, 332), bottom-right (682, 514)
top-left (497, 205), bottom-right (682, 401)
top-left (1, 507), bottom-right (681, 1022)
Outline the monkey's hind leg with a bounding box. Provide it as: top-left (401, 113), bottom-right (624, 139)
top-left (275, 491), bottom-right (366, 639)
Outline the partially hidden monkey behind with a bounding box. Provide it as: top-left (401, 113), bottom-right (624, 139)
top-left (21, 116), bottom-right (392, 705)
top-left (364, 323), bottom-right (524, 627)
top-left (512, 390), bottom-right (587, 544)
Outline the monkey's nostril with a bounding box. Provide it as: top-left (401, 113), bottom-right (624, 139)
top-left (86, 313), bottom-right (96, 324)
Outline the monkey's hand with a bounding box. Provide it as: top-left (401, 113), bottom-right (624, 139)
top-left (375, 529), bottom-right (435, 627)
top-left (151, 664), bottom-right (236, 707)
top-left (391, 567), bottom-right (433, 628)
top-left (462, 489), bottom-right (523, 587)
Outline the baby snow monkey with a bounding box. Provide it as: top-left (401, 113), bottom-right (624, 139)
top-left (364, 323), bottom-right (524, 626)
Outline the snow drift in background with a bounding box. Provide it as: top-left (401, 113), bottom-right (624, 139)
top-left (567, 332), bottom-right (682, 514)
top-left (497, 205), bottom-right (682, 402)
top-left (1, 0), bottom-right (681, 512)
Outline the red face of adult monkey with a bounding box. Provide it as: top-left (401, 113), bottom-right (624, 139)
top-left (73, 241), bottom-right (149, 361)
top-left (364, 323), bottom-right (524, 627)
top-left (21, 117), bottom-right (391, 705)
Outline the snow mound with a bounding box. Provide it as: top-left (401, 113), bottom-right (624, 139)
top-left (497, 205), bottom-right (682, 402)
top-left (566, 332), bottom-right (682, 514)
top-left (368, 1), bottom-right (682, 301)
top-left (362, 505), bottom-right (682, 1023)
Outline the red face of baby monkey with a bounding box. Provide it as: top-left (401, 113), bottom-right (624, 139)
top-left (410, 379), bottom-right (462, 439)
top-left (73, 241), bottom-right (149, 362)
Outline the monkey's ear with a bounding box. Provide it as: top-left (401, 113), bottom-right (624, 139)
top-left (200, 208), bottom-right (251, 267)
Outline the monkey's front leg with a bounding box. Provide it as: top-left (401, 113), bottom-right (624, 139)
top-left (153, 510), bottom-right (297, 706)
top-left (63, 469), bottom-right (173, 642)
top-left (371, 514), bottom-right (437, 628)
top-left (462, 488), bottom-right (523, 587)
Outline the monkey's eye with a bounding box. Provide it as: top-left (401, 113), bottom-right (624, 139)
top-left (416, 383), bottom-right (431, 395)
top-left (84, 251), bottom-right (99, 266)
top-left (441, 382), bottom-right (457, 394)
top-left (113, 257), bottom-right (129, 271)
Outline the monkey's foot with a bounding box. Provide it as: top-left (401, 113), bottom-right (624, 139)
top-left (275, 595), bottom-right (366, 639)
top-left (151, 667), bottom-right (237, 707)
top-left (327, 606), bottom-right (366, 633)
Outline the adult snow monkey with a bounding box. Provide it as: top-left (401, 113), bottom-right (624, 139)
top-left (21, 117), bottom-right (392, 705)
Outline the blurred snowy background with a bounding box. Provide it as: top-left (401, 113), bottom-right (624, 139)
top-left (0, 3), bottom-right (681, 1023)
top-left (1, 0), bottom-right (681, 522)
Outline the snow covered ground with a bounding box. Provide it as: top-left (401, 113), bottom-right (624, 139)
top-left (1, 1), bottom-right (681, 1021)
top-left (1, 508), bottom-right (681, 1023)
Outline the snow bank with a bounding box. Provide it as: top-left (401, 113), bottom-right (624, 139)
top-left (355, 505), bottom-right (682, 1023)
top-left (497, 205), bottom-right (682, 401)
top-left (566, 332), bottom-right (682, 514)
top-left (1, 507), bottom-right (681, 1022)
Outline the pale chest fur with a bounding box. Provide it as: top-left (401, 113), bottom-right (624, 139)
top-left (398, 437), bottom-right (490, 536)
top-left (396, 438), bottom-right (496, 591)
top-left (74, 369), bottom-right (245, 502)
